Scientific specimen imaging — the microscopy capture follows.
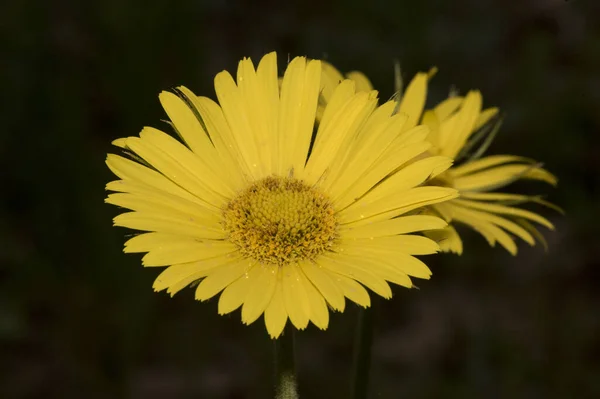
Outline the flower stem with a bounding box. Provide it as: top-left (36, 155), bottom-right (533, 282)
top-left (274, 324), bottom-right (299, 399)
top-left (351, 301), bottom-right (376, 399)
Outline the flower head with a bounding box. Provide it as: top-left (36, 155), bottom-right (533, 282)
top-left (106, 52), bottom-right (457, 338)
top-left (322, 62), bottom-right (559, 255)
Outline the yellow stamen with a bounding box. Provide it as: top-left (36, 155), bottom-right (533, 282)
top-left (223, 176), bottom-right (337, 265)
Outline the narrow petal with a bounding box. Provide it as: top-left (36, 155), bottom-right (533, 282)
top-left (453, 164), bottom-right (557, 191)
top-left (281, 264), bottom-right (310, 330)
top-left (195, 260), bottom-right (252, 301)
top-left (158, 91), bottom-right (231, 183)
top-left (433, 96), bottom-right (463, 121)
top-left (278, 57), bottom-right (321, 175)
top-left (302, 275), bottom-right (330, 330)
top-left (106, 155), bottom-right (211, 209)
top-left (450, 155), bottom-right (533, 177)
top-left (448, 204), bottom-right (537, 246)
top-left (113, 212), bottom-right (225, 240)
top-left (124, 232), bottom-right (188, 253)
top-left (300, 262), bottom-right (345, 311)
top-left (255, 53), bottom-right (281, 174)
top-left (241, 264), bottom-right (279, 325)
top-left (325, 272), bottom-right (371, 308)
top-left (398, 72), bottom-right (428, 129)
top-left (346, 71), bottom-right (374, 92)
top-left (333, 140), bottom-right (432, 209)
top-left (152, 254), bottom-right (240, 294)
top-left (125, 134), bottom-right (227, 207)
top-left (142, 241), bottom-right (237, 267)
top-left (175, 88), bottom-right (246, 188)
top-left (322, 102), bottom-right (402, 193)
top-left (474, 107), bottom-right (499, 130)
top-left (191, 95), bottom-right (250, 178)
top-left (106, 190), bottom-right (220, 224)
top-left (320, 254), bottom-right (392, 299)
top-left (214, 69), bottom-right (263, 180)
top-left (424, 225), bottom-right (463, 255)
top-left (450, 212), bottom-right (518, 255)
top-left (340, 215), bottom-right (447, 238)
top-left (339, 187), bottom-right (459, 226)
top-left (304, 90), bottom-right (376, 184)
top-left (335, 251), bottom-right (415, 287)
top-left (320, 61), bottom-right (345, 104)
top-left (264, 281), bottom-right (288, 339)
top-left (451, 199), bottom-right (554, 229)
top-left (357, 156), bottom-right (453, 204)
top-left (341, 235), bottom-right (440, 255)
top-left (339, 245), bottom-right (433, 279)
top-left (218, 272), bottom-right (254, 315)
top-left (439, 90), bottom-right (482, 159)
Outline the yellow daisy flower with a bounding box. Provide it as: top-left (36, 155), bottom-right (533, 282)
top-left (105, 52), bottom-right (458, 338)
top-left (321, 62), bottom-right (558, 255)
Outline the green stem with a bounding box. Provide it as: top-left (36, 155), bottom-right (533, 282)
top-left (351, 301), bottom-right (376, 399)
top-left (274, 324), bottom-right (299, 399)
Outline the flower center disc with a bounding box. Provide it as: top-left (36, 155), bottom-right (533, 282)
top-left (223, 176), bottom-right (337, 265)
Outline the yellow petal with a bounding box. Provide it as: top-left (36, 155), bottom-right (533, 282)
top-left (218, 272), bottom-right (254, 315)
top-left (340, 187), bottom-right (458, 226)
top-left (328, 273), bottom-right (371, 308)
top-left (340, 215), bottom-right (447, 238)
top-left (125, 134), bottom-right (226, 207)
top-left (300, 262), bottom-right (345, 311)
top-left (320, 61), bottom-right (345, 104)
top-left (359, 156), bottom-right (453, 204)
top-left (433, 96), bottom-right (463, 121)
top-left (278, 58), bottom-right (321, 175)
top-left (158, 91), bottom-right (230, 182)
top-left (398, 72), bottom-right (428, 129)
top-left (241, 264), bottom-right (279, 325)
top-left (439, 91), bottom-right (482, 159)
top-left (112, 138), bottom-right (127, 148)
top-left (333, 141), bottom-right (432, 209)
top-left (450, 209), bottom-right (518, 255)
top-left (124, 232), bottom-right (186, 253)
top-left (106, 191), bottom-right (219, 224)
top-left (322, 102), bottom-right (402, 192)
top-left (452, 164), bottom-right (557, 191)
top-left (304, 90), bottom-right (376, 184)
top-left (320, 254), bottom-right (392, 299)
top-left (214, 69), bottom-right (263, 180)
top-left (424, 225), bottom-right (463, 255)
top-left (282, 264), bottom-right (310, 330)
top-left (142, 241), bottom-right (237, 267)
top-left (152, 255), bottom-right (240, 294)
top-left (255, 53), bottom-right (280, 174)
top-left (190, 94), bottom-right (250, 181)
top-left (175, 87), bottom-right (246, 188)
top-left (450, 155), bottom-right (533, 177)
top-left (346, 71), bottom-right (374, 92)
top-left (195, 260), bottom-right (252, 301)
top-left (334, 251), bottom-right (415, 287)
top-left (343, 235), bottom-right (440, 255)
top-left (302, 275), bottom-right (330, 330)
top-left (452, 205), bottom-right (535, 245)
top-left (106, 155), bottom-right (211, 209)
top-left (451, 199), bottom-right (554, 229)
top-left (264, 280), bottom-right (288, 339)
top-left (113, 212), bottom-right (225, 240)
top-left (473, 107), bottom-right (499, 131)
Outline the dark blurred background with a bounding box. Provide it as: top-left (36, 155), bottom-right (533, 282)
top-left (2, 0), bottom-right (599, 398)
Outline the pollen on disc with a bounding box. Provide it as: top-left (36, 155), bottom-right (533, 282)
top-left (223, 176), bottom-right (338, 265)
